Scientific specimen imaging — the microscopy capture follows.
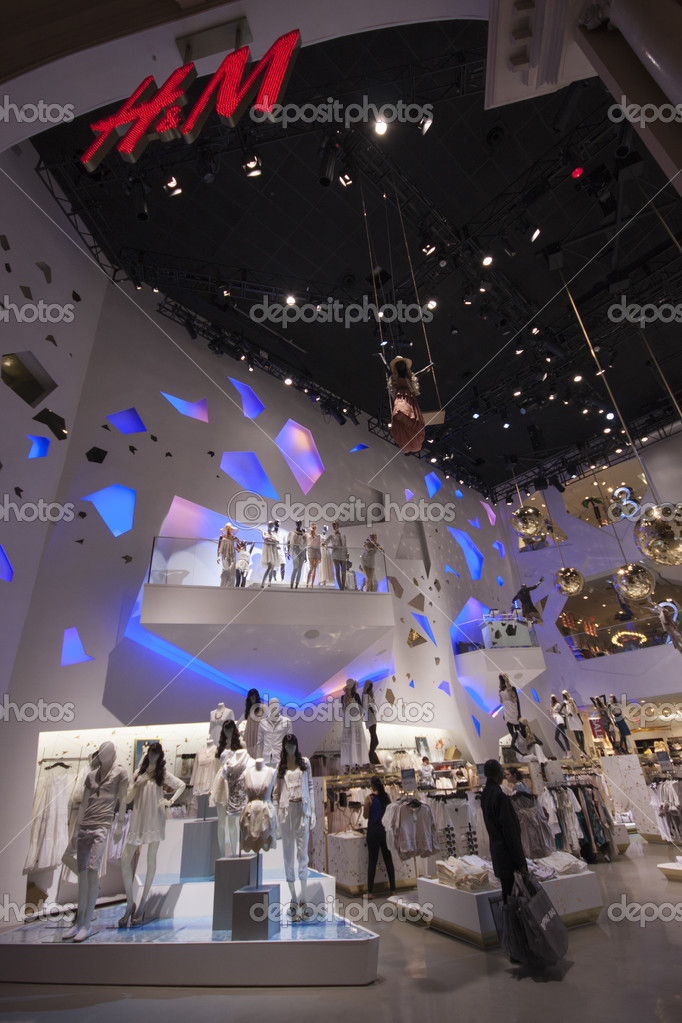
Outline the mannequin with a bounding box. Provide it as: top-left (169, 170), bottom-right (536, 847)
top-left (360, 533), bottom-right (383, 592)
top-left (608, 694), bottom-right (631, 754)
top-left (256, 698), bottom-right (290, 766)
top-left (61, 742), bottom-right (128, 942)
top-left (512, 577), bottom-right (544, 624)
top-left (327, 520), bottom-right (348, 590)
top-left (287, 520), bottom-right (307, 589)
top-left (514, 719), bottom-right (548, 763)
top-left (362, 680), bottom-right (380, 764)
top-left (550, 695), bottom-right (570, 754)
top-left (591, 695), bottom-right (617, 750)
top-left (561, 690), bottom-right (586, 755)
top-left (242, 688), bottom-right (263, 758)
top-left (119, 742), bottom-right (185, 927)
top-left (210, 720), bottom-right (253, 857)
top-left (305, 523), bottom-right (321, 587)
top-left (340, 679), bottom-right (369, 769)
top-left (208, 702), bottom-right (235, 746)
top-left (276, 521), bottom-right (286, 581)
top-left (499, 674), bottom-right (522, 749)
top-left (217, 524), bottom-right (237, 587)
top-left (260, 521), bottom-right (280, 588)
top-left (643, 599), bottom-right (682, 653)
top-left (190, 737), bottom-right (217, 796)
top-left (273, 734), bottom-right (315, 920)
top-left (386, 355), bottom-right (426, 453)
top-left (240, 757), bottom-right (277, 854)
top-left (418, 756), bottom-right (436, 789)
top-left (319, 525), bottom-right (334, 585)
top-left (235, 540), bottom-right (255, 587)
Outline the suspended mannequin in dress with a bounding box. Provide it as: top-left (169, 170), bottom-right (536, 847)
top-left (512, 577), bottom-right (545, 624)
top-left (386, 355), bottom-right (426, 454)
top-left (273, 735), bottom-right (316, 920)
top-left (61, 742), bottom-right (128, 942)
top-left (217, 524), bottom-right (237, 587)
top-left (119, 743), bottom-right (185, 927)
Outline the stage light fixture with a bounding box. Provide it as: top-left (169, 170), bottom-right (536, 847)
top-left (374, 119), bottom-right (387, 135)
top-left (419, 115), bottom-right (433, 135)
top-left (163, 175), bottom-right (182, 197)
top-left (482, 255), bottom-right (493, 266)
top-left (243, 155), bottom-right (262, 177)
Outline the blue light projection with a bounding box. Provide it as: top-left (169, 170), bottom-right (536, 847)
top-left (405, 489), bottom-right (414, 502)
top-left (411, 613), bottom-right (436, 645)
top-left (531, 688), bottom-right (540, 702)
top-left (480, 500), bottom-right (496, 525)
top-left (467, 516), bottom-right (481, 530)
top-left (454, 489), bottom-right (463, 499)
top-left (160, 391), bottom-right (209, 422)
top-left (61, 626), bottom-right (94, 666)
top-left (447, 527), bottom-right (484, 580)
top-left (82, 484), bottom-right (136, 536)
top-left (408, 680), bottom-right (415, 688)
top-left (26, 435), bottom-right (50, 459)
top-left (450, 597), bottom-right (491, 648)
top-left (228, 377), bottom-right (265, 419)
top-left (444, 564), bottom-right (461, 578)
top-left (0, 545), bottom-right (13, 582)
top-left (472, 715), bottom-right (481, 736)
top-left (492, 540), bottom-right (505, 559)
top-left (349, 444), bottom-right (369, 453)
top-left (438, 680), bottom-right (451, 696)
top-left (275, 420), bottom-right (324, 495)
top-left (106, 408), bottom-right (147, 433)
top-left (497, 576), bottom-right (505, 587)
top-left (464, 686), bottom-right (491, 712)
top-left (425, 472), bottom-right (441, 498)
top-left (220, 452), bottom-right (280, 500)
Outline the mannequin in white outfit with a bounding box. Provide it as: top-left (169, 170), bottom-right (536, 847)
top-left (210, 720), bottom-right (253, 857)
top-left (208, 702), bottom-right (234, 746)
top-left (240, 758), bottom-right (277, 857)
top-left (273, 735), bottom-right (316, 920)
top-left (61, 742), bottom-right (128, 942)
top-left (256, 698), bottom-right (290, 766)
top-left (119, 742), bottom-right (185, 927)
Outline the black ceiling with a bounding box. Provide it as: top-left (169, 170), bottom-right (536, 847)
top-left (32, 18), bottom-right (682, 495)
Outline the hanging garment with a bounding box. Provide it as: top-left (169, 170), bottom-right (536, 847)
top-left (383, 798), bottom-right (440, 860)
top-left (24, 768), bottom-right (71, 873)
top-left (190, 745), bottom-right (218, 796)
top-left (388, 378), bottom-right (425, 453)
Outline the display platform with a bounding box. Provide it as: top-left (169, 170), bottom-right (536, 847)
top-left (417, 870), bottom-right (603, 949)
top-left (657, 861), bottom-right (682, 882)
top-left (0, 905), bottom-right (379, 986)
top-left (327, 832), bottom-right (417, 894)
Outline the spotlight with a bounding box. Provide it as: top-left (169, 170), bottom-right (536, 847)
top-left (503, 422), bottom-right (510, 429)
top-left (641, 436), bottom-right (649, 443)
top-left (501, 234), bottom-right (516, 257)
top-left (515, 349), bottom-right (524, 356)
top-left (374, 119), bottom-right (387, 135)
top-left (339, 171), bottom-right (353, 187)
top-left (573, 374), bottom-right (583, 382)
top-left (426, 299), bottom-right (437, 310)
top-left (463, 294), bottom-right (473, 305)
top-left (422, 239), bottom-right (436, 255)
top-left (285, 294), bottom-right (296, 306)
top-left (152, 286), bottom-right (159, 293)
top-left (531, 326), bottom-right (540, 335)
top-left (482, 255), bottom-right (493, 266)
top-left (430, 457), bottom-right (437, 464)
top-left (513, 390), bottom-right (521, 397)
top-left (247, 354), bottom-right (254, 372)
top-left (530, 226), bottom-right (541, 242)
top-left (606, 412), bottom-right (615, 420)
top-left (472, 412), bottom-right (480, 420)
top-left (284, 377), bottom-right (293, 386)
top-left (419, 114), bottom-right (433, 135)
top-left (505, 494), bottom-right (513, 505)
top-left (221, 287), bottom-right (231, 297)
top-left (163, 175), bottom-right (182, 197)
top-left (524, 487), bottom-right (531, 497)
top-left (243, 154), bottom-right (262, 177)
top-left (604, 427), bottom-right (611, 433)
top-left (479, 282), bottom-right (487, 292)
top-left (326, 405), bottom-right (346, 426)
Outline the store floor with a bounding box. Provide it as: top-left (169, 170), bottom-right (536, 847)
top-left (0, 839), bottom-right (680, 1022)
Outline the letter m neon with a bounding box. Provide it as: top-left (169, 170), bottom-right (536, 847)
top-left (181, 29), bottom-right (301, 142)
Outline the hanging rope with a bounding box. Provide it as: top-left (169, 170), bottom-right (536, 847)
top-left (593, 475), bottom-right (629, 563)
top-left (540, 489), bottom-right (566, 568)
top-left (560, 274), bottom-right (660, 504)
top-left (391, 178), bottom-right (443, 410)
top-left (636, 326), bottom-right (682, 420)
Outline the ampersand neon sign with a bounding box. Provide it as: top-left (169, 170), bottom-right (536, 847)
top-left (80, 29), bottom-right (301, 172)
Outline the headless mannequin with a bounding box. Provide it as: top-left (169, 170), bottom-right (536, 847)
top-left (260, 521), bottom-right (280, 588)
top-left (287, 521), bottom-right (307, 589)
top-left (330, 521), bottom-right (347, 590)
top-left (360, 533), bottom-right (383, 592)
top-left (119, 746), bottom-right (186, 926)
top-left (305, 523), bottom-right (320, 587)
top-left (208, 702), bottom-right (234, 746)
top-left (218, 745), bottom-right (253, 857)
top-left (62, 742), bottom-right (128, 942)
top-left (256, 699), bottom-right (289, 766)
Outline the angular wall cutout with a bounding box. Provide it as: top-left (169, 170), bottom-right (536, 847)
top-left (275, 419), bottom-right (324, 495)
top-left (349, 444), bottom-right (369, 453)
top-left (0, 545), bottom-right (14, 582)
top-left (2, 351), bottom-right (57, 407)
top-left (220, 451), bottom-right (279, 500)
top-left (467, 517), bottom-right (481, 529)
top-left (160, 391), bottom-right (209, 422)
top-left (26, 435), bottom-right (49, 459)
top-left (492, 540), bottom-right (506, 559)
top-left (425, 472), bottom-right (441, 498)
top-left (61, 626), bottom-right (94, 666)
top-left (438, 680), bottom-right (451, 696)
top-left (411, 613), bottom-right (436, 645)
top-left (228, 377), bottom-right (265, 419)
top-left (82, 484), bottom-right (136, 536)
top-left (107, 408), bottom-right (147, 433)
top-left (447, 527), bottom-right (484, 580)
top-left (480, 500), bottom-right (496, 525)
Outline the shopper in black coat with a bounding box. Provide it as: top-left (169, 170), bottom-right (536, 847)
top-left (481, 759), bottom-right (527, 902)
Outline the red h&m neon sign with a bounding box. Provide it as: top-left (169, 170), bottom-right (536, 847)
top-left (80, 29), bottom-right (301, 171)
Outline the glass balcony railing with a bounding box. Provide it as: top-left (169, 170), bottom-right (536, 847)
top-left (146, 536), bottom-right (388, 592)
top-left (560, 615), bottom-right (672, 660)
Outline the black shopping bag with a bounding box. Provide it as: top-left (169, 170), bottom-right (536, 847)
top-left (513, 871), bottom-right (568, 966)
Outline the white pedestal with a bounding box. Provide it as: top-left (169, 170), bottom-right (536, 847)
top-left (612, 823), bottom-right (631, 853)
top-left (327, 833), bottom-right (416, 894)
top-left (417, 870), bottom-right (603, 948)
top-left (657, 862), bottom-right (682, 882)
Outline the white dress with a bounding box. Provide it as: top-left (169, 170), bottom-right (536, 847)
top-left (261, 530), bottom-right (280, 568)
top-left (220, 749), bottom-right (253, 816)
top-left (24, 768), bottom-right (71, 873)
top-left (208, 706), bottom-right (234, 746)
top-left (127, 768), bottom-right (184, 845)
top-left (319, 536), bottom-right (334, 584)
top-left (240, 765), bottom-right (277, 852)
top-left (190, 745), bottom-right (217, 796)
top-left (340, 697), bottom-right (369, 768)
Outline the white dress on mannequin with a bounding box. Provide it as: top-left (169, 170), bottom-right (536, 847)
top-left (208, 704), bottom-right (234, 746)
top-left (127, 768), bottom-right (184, 845)
top-left (240, 764), bottom-right (277, 852)
top-left (220, 749), bottom-right (253, 816)
top-left (340, 696), bottom-right (369, 768)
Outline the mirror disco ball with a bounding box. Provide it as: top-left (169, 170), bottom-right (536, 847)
top-left (633, 506), bottom-right (682, 566)
top-left (554, 567), bottom-right (584, 596)
top-left (613, 563), bottom-right (656, 602)
top-left (511, 505), bottom-right (546, 540)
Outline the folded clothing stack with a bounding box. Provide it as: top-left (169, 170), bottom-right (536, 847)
top-left (536, 850), bottom-right (588, 875)
top-left (436, 855), bottom-right (498, 892)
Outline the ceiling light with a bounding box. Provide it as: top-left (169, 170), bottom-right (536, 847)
top-left (247, 354), bottom-right (254, 372)
top-left (243, 154), bottom-right (262, 177)
top-left (374, 119), bottom-right (387, 135)
top-left (339, 171), bottom-right (353, 187)
top-left (479, 282), bottom-right (487, 292)
top-left (515, 348), bottom-right (524, 356)
top-left (285, 294), bottom-right (296, 306)
top-left (615, 447), bottom-right (623, 454)
top-left (163, 175), bottom-right (182, 197)
top-left (548, 393), bottom-right (556, 400)
top-left (222, 287), bottom-right (231, 297)
top-left (641, 436), bottom-right (648, 442)
top-left (513, 390), bottom-right (521, 396)
top-left (472, 412), bottom-right (480, 420)
top-left (422, 239), bottom-right (436, 255)
top-left (531, 326), bottom-right (540, 335)
top-left (571, 166), bottom-right (584, 179)
top-left (604, 427), bottom-right (611, 433)
top-left (503, 422), bottom-right (510, 429)
top-left (505, 494), bottom-right (513, 505)
top-left (482, 255), bottom-right (493, 266)
top-left (430, 457), bottom-right (437, 463)
top-left (463, 294), bottom-right (473, 305)
top-left (573, 374), bottom-right (582, 382)
top-left (152, 286), bottom-right (159, 293)
top-left (582, 408), bottom-right (589, 414)
top-left (284, 377), bottom-right (293, 386)
top-left (419, 115), bottom-right (433, 135)
top-left (606, 412), bottom-right (615, 420)
top-left (530, 226), bottom-right (541, 242)
top-left (426, 299), bottom-right (437, 310)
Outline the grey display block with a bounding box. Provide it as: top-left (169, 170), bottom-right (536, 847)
top-left (212, 855), bottom-right (258, 931)
top-left (232, 884), bottom-right (280, 941)
top-left (196, 794), bottom-right (217, 820)
top-left (179, 819), bottom-right (220, 879)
